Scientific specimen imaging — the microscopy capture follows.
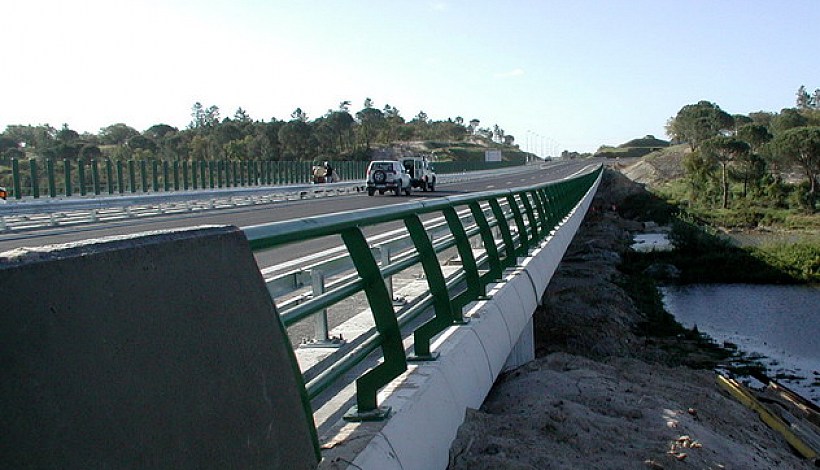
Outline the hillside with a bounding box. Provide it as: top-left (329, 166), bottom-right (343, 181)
top-left (619, 144), bottom-right (688, 186)
top-left (370, 138), bottom-right (531, 163)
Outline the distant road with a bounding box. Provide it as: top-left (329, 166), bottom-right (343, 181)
top-left (0, 160), bottom-right (601, 267)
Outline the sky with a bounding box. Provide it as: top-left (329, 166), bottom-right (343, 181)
top-left (2, 0), bottom-right (818, 155)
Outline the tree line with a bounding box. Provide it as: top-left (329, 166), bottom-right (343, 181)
top-left (666, 85), bottom-right (820, 213)
top-left (0, 99), bottom-right (516, 164)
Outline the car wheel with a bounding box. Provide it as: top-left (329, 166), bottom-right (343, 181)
top-left (368, 188), bottom-right (375, 196)
top-left (421, 180), bottom-right (428, 192)
top-left (394, 187), bottom-right (401, 196)
top-left (405, 186), bottom-right (411, 196)
top-left (379, 190), bottom-right (385, 195)
top-left (429, 180), bottom-right (435, 192)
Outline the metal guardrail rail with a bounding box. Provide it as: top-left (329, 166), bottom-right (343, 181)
top-left (244, 165), bottom-right (602, 421)
top-left (0, 165), bottom-right (535, 233)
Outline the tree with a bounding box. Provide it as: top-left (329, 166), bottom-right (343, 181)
top-left (144, 124), bottom-right (178, 141)
top-left (290, 108), bottom-right (308, 122)
top-left (325, 110), bottom-right (355, 155)
top-left (737, 124), bottom-right (772, 153)
top-left (748, 111), bottom-right (775, 128)
top-left (771, 126), bottom-right (820, 212)
top-left (682, 149), bottom-right (718, 203)
top-left (3, 124), bottom-right (55, 150)
top-left (382, 105), bottom-right (404, 144)
top-left (99, 123), bottom-right (139, 145)
top-left (0, 136), bottom-right (18, 155)
top-left (189, 102), bottom-right (220, 129)
top-left (737, 123), bottom-right (774, 188)
top-left (355, 106), bottom-right (384, 150)
top-left (78, 144), bottom-right (102, 160)
top-left (127, 134), bottom-right (157, 154)
top-left (278, 119), bottom-right (315, 160)
top-left (732, 114), bottom-right (753, 133)
top-left (796, 85), bottom-right (811, 109)
top-left (233, 107), bottom-right (252, 123)
top-left (700, 136), bottom-right (750, 208)
top-left (771, 108), bottom-right (808, 134)
top-left (666, 101), bottom-right (734, 151)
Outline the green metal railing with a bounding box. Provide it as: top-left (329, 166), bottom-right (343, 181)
top-left (2, 158), bottom-right (374, 200)
top-left (1, 157), bottom-right (531, 200)
top-left (243, 165), bottom-right (602, 421)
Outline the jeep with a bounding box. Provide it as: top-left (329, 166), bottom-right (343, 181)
top-left (366, 160), bottom-right (412, 196)
top-left (401, 157), bottom-right (436, 191)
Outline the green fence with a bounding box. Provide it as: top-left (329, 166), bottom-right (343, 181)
top-left (1, 158), bottom-right (372, 200)
top-left (1, 157), bottom-right (529, 200)
top-left (243, 165), bottom-right (601, 421)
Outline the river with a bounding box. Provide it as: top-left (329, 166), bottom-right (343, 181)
top-left (661, 284), bottom-right (820, 406)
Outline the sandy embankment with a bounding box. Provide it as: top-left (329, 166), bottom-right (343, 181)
top-left (448, 170), bottom-right (815, 469)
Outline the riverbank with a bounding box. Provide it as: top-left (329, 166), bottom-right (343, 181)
top-left (448, 170), bottom-right (816, 469)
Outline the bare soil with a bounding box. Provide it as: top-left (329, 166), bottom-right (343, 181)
top-left (448, 170), bottom-right (816, 469)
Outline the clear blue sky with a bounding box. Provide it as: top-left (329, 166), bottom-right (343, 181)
top-left (2, 0), bottom-right (818, 154)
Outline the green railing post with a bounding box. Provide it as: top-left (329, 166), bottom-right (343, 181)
top-left (152, 160), bottom-right (160, 192)
top-left (78, 159), bottom-right (87, 196)
top-left (116, 160), bottom-right (125, 194)
top-left (341, 227), bottom-right (406, 421)
top-left (182, 160), bottom-right (189, 190)
top-left (232, 161), bottom-right (239, 187)
top-left (506, 194), bottom-right (528, 255)
top-left (201, 160), bottom-right (208, 189)
top-left (469, 201), bottom-right (502, 281)
top-left (405, 213), bottom-right (461, 361)
top-left (63, 159), bottom-right (72, 197)
top-left (520, 191), bottom-right (538, 242)
top-left (11, 158), bottom-right (22, 199)
top-left (191, 160), bottom-right (198, 190)
top-left (163, 161), bottom-right (170, 192)
top-left (172, 161), bottom-right (180, 191)
top-left (29, 159), bottom-right (39, 199)
top-left (489, 198), bottom-right (516, 267)
top-left (47, 158), bottom-right (56, 198)
top-left (443, 205), bottom-right (482, 308)
top-left (106, 159), bottom-right (114, 195)
top-left (91, 159), bottom-right (101, 195)
top-left (531, 189), bottom-right (548, 237)
top-left (88, 158), bottom-right (100, 196)
top-left (128, 160), bottom-right (137, 193)
top-left (212, 161), bottom-right (218, 188)
top-left (141, 160), bottom-right (148, 193)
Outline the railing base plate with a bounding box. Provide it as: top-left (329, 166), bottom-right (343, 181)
top-left (299, 337), bottom-right (346, 349)
top-left (343, 405), bottom-right (392, 422)
top-left (407, 351), bottom-right (440, 362)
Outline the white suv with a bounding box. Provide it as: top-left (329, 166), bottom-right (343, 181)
top-left (366, 160), bottom-right (412, 196)
top-left (401, 157), bottom-right (436, 191)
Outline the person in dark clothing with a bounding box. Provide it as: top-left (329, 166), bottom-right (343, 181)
top-left (324, 161), bottom-right (334, 182)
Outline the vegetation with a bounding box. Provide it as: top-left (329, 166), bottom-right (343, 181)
top-left (663, 87), bottom-right (820, 218)
top-left (0, 99), bottom-right (521, 166)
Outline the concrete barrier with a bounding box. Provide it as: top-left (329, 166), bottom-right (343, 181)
top-left (0, 226), bottom-right (319, 469)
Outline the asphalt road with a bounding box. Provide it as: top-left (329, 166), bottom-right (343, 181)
top-left (0, 160), bottom-right (599, 267)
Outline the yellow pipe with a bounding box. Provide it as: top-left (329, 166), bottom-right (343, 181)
top-left (716, 374), bottom-right (818, 460)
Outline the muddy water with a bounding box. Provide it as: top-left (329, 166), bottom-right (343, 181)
top-left (661, 284), bottom-right (820, 405)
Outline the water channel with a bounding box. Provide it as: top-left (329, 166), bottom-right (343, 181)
top-left (661, 284), bottom-right (820, 406)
